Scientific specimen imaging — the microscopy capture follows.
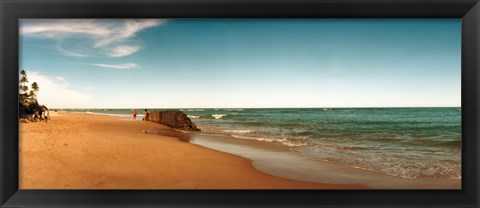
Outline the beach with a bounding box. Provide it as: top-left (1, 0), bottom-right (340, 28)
top-left (19, 111), bottom-right (366, 189)
top-left (19, 111), bottom-right (460, 189)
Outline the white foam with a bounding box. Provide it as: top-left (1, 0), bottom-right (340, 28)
top-left (297, 145), bottom-right (461, 179)
top-left (221, 129), bottom-right (255, 133)
top-left (232, 135), bottom-right (276, 142)
top-left (225, 109), bottom-right (244, 111)
top-left (231, 135), bottom-right (308, 147)
top-left (187, 115), bottom-right (200, 119)
top-left (212, 114), bottom-right (228, 119)
top-left (277, 138), bottom-right (309, 147)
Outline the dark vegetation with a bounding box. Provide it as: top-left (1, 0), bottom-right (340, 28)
top-left (19, 70), bottom-right (46, 119)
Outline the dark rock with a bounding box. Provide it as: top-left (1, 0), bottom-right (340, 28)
top-left (146, 110), bottom-right (200, 131)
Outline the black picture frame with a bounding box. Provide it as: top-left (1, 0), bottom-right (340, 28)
top-left (1, 0), bottom-right (479, 207)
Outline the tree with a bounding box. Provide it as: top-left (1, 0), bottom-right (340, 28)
top-left (20, 70), bottom-right (28, 84)
top-left (19, 70), bottom-right (28, 93)
top-left (20, 84), bottom-right (30, 105)
top-left (21, 85), bottom-right (29, 95)
top-left (31, 82), bottom-right (39, 99)
top-left (18, 70), bottom-right (43, 118)
top-left (20, 70), bottom-right (27, 78)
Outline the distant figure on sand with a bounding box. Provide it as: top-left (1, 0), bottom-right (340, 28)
top-left (32, 112), bottom-right (40, 122)
top-left (143, 109), bottom-right (148, 121)
top-left (43, 107), bottom-right (49, 124)
top-left (132, 109), bottom-right (137, 120)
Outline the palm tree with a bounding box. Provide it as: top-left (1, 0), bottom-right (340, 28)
top-left (21, 85), bottom-right (29, 95)
top-left (31, 82), bottom-right (39, 91)
top-left (19, 70), bottom-right (28, 93)
top-left (31, 82), bottom-right (39, 99)
top-left (20, 70), bottom-right (27, 78)
top-left (18, 70), bottom-right (44, 117)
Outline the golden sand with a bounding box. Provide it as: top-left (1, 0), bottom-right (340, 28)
top-left (19, 111), bottom-right (366, 189)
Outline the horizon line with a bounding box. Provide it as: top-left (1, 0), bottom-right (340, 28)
top-left (50, 106), bottom-right (462, 110)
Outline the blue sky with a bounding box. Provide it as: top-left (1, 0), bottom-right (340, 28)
top-left (20, 19), bottom-right (461, 108)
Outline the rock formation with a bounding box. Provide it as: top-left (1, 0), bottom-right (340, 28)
top-left (146, 110), bottom-right (200, 131)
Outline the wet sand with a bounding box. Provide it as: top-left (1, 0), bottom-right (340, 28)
top-left (19, 111), bottom-right (366, 189)
top-left (191, 134), bottom-right (461, 189)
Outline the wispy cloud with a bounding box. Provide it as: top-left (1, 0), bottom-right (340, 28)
top-left (21, 19), bottom-right (166, 57)
top-left (110, 45), bottom-right (141, 57)
top-left (91, 63), bottom-right (138, 69)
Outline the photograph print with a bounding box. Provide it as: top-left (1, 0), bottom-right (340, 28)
top-left (19, 19), bottom-right (461, 189)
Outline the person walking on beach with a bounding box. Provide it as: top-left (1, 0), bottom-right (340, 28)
top-left (143, 109), bottom-right (149, 121)
top-left (132, 109), bottom-right (137, 120)
top-left (44, 107), bottom-right (49, 124)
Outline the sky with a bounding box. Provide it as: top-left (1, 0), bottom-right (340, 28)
top-left (20, 19), bottom-right (461, 109)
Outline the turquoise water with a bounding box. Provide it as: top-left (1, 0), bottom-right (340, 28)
top-left (61, 108), bottom-right (461, 179)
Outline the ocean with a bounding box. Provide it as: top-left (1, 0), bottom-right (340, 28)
top-left (60, 107), bottom-right (461, 179)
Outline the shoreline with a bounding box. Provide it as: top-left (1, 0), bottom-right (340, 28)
top-left (69, 108), bottom-right (461, 182)
top-left (140, 112), bottom-right (460, 189)
top-left (19, 111), bottom-right (366, 189)
top-left (190, 133), bottom-right (460, 189)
